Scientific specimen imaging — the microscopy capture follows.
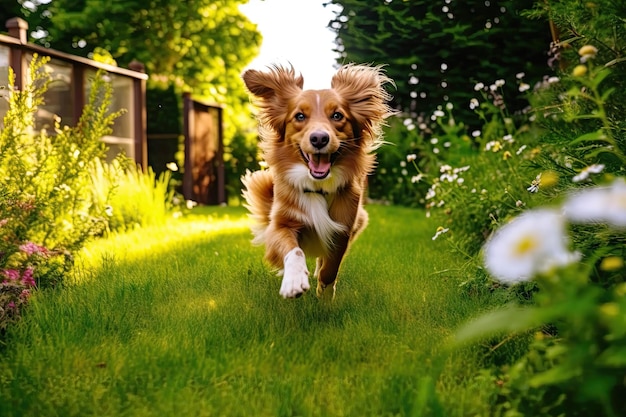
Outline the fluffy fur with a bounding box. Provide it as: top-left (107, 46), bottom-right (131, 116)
top-left (241, 64), bottom-right (394, 299)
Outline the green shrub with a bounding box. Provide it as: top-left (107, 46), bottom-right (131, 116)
top-left (0, 55), bottom-right (119, 332)
top-left (449, 1), bottom-right (626, 414)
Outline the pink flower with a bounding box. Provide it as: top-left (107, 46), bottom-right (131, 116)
top-left (21, 267), bottom-right (36, 287)
top-left (19, 242), bottom-right (48, 256)
top-left (3, 269), bottom-right (20, 281)
top-left (7, 301), bottom-right (16, 309)
top-left (20, 289), bottom-right (31, 300)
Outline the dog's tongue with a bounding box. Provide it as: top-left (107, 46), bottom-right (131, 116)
top-left (308, 153), bottom-right (331, 179)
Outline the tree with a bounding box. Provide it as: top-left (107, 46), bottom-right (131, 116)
top-left (328, 0), bottom-right (553, 123)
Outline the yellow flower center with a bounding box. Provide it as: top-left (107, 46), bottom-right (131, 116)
top-left (514, 235), bottom-right (538, 257)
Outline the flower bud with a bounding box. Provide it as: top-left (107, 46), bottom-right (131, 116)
top-left (578, 44), bottom-right (598, 58)
top-left (572, 64), bottom-right (588, 77)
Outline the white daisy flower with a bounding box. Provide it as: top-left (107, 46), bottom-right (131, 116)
top-left (572, 163), bottom-right (605, 183)
top-left (527, 173), bottom-right (541, 193)
top-left (483, 209), bottom-right (578, 283)
top-left (563, 178), bottom-right (626, 227)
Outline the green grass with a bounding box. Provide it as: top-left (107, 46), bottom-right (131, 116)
top-left (0, 205), bottom-right (502, 417)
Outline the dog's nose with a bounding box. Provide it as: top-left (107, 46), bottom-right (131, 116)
top-left (310, 131), bottom-right (330, 149)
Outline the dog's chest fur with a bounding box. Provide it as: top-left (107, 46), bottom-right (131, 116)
top-left (296, 192), bottom-right (347, 257)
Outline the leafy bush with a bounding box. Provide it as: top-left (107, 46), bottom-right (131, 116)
top-left (446, 1), bottom-right (626, 414)
top-left (457, 178), bottom-right (626, 416)
top-left (0, 55), bottom-right (119, 332)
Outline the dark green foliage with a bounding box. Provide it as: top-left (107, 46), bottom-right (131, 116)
top-left (329, 0), bottom-right (553, 123)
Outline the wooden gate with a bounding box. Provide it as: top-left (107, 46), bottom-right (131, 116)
top-left (182, 93), bottom-right (225, 205)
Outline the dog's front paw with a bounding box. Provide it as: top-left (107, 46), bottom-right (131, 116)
top-left (280, 248), bottom-right (310, 298)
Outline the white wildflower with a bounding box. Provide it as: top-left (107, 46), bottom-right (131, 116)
top-left (166, 162), bottom-right (178, 172)
top-left (483, 209), bottom-right (579, 283)
top-left (470, 98), bottom-right (479, 110)
top-left (485, 141), bottom-right (502, 152)
top-left (527, 173), bottom-right (541, 193)
top-left (411, 174), bottom-right (424, 183)
top-left (572, 163), bottom-right (605, 183)
top-left (519, 83), bottom-right (530, 92)
top-left (406, 154), bottom-right (417, 162)
top-left (563, 178), bottom-right (626, 227)
top-left (474, 82), bottom-right (484, 91)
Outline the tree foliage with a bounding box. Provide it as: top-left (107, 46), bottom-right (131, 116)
top-left (5, 0), bottom-right (260, 98)
top-left (3, 0), bottom-right (263, 200)
top-left (328, 0), bottom-right (554, 123)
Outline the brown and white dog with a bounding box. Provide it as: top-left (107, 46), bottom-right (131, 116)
top-left (241, 64), bottom-right (394, 299)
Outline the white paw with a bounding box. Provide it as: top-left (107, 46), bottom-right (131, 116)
top-left (280, 248), bottom-right (310, 298)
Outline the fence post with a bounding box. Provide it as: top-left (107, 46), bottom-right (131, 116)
top-left (128, 60), bottom-right (147, 170)
top-left (182, 92), bottom-right (193, 201)
top-left (5, 17), bottom-right (27, 90)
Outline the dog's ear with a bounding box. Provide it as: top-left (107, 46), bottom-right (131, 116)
top-left (331, 64), bottom-right (396, 146)
top-left (242, 65), bottom-right (304, 99)
top-left (242, 65), bottom-right (304, 138)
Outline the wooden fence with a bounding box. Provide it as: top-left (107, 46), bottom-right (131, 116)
top-left (0, 17), bottom-right (148, 169)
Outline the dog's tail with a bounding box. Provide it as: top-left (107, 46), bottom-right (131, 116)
top-left (241, 169), bottom-right (274, 244)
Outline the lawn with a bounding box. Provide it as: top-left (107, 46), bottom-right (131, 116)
top-left (0, 204), bottom-right (501, 417)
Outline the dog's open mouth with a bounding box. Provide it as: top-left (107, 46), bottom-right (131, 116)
top-left (301, 151), bottom-right (335, 180)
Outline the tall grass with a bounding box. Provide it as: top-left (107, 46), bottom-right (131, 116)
top-left (0, 205), bottom-right (501, 416)
top-left (90, 157), bottom-right (174, 232)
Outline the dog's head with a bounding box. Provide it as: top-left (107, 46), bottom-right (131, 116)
top-left (242, 64), bottom-right (394, 182)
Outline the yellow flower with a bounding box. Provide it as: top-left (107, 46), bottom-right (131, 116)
top-left (599, 302), bottom-right (620, 318)
top-left (541, 171), bottom-right (559, 188)
top-left (573, 65), bottom-right (588, 77)
top-left (578, 44), bottom-right (598, 58)
top-left (503, 151), bottom-right (512, 160)
top-left (600, 256), bottom-right (624, 271)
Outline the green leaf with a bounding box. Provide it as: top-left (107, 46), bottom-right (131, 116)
top-left (454, 305), bottom-right (547, 345)
top-left (591, 68), bottom-right (611, 89)
top-left (529, 364), bottom-right (581, 387)
top-left (596, 346), bottom-right (626, 367)
top-left (570, 130), bottom-right (609, 145)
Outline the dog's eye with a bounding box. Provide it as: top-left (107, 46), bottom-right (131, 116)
top-left (295, 112), bottom-right (306, 122)
top-left (331, 112), bottom-right (344, 121)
